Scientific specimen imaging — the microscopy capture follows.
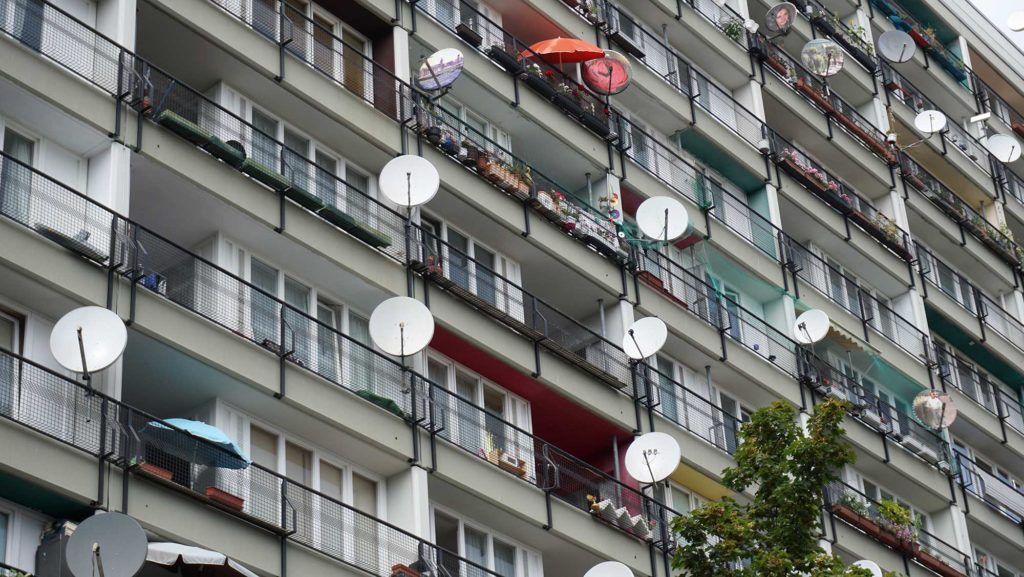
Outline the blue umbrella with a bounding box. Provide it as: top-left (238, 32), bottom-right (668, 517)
top-left (141, 418), bottom-right (251, 469)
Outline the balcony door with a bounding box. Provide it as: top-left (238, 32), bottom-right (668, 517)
top-left (0, 311), bottom-right (20, 418)
top-left (1, 127), bottom-right (34, 225)
top-left (717, 391), bottom-right (751, 454)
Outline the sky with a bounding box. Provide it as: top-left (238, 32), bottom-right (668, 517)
top-left (969, 0), bottom-right (1024, 50)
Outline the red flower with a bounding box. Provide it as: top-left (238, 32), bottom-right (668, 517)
top-left (543, 70), bottom-right (555, 77)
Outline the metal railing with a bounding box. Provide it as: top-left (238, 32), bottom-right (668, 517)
top-left (768, 130), bottom-right (915, 263)
top-left (869, 0), bottom-right (970, 88)
top-left (900, 153), bottom-right (1023, 268)
top-left (881, 63), bottom-right (991, 175)
top-left (753, 34), bottom-right (896, 166)
top-left (974, 75), bottom-right (1024, 134)
top-left (415, 0), bottom-right (613, 139)
top-left (793, 0), bottom-right (877, 71)
top-left (916, 243), bottom-right (978, 314)
top-left (635, 247), bottom-right (799, 378)
top-left (997, 164), bottom-right (1024, 207)
top-left (955, 452), bottom-right (1024, 525)
top-left (686, 0), bottom-right (749, 48)
top-left (824, 481), bottom-right (972, 577)
top-left (933, 345), bottom-right (1024, 435)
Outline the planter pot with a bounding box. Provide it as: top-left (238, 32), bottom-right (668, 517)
top-left (904, 174), bottom-right (927, 192)
top-left (849, 210), bottom-right (872, 230)
top-left (884, 80), bottom-right (901, 92)
top-left (523, 73), bottom-right (558, 100)
top-left (580, 111), bottom-right (612, 138)
top-left (766, 56), bottom-right (789, 77)
top-left (795, 78), bottom-right (835, 114)
top-left (423, 126), bottom-right (442, 144)
top-left (910, 29), bottom-right (931, 49)
top-left (462, 144), bottom-right (480, 166)
top-left (915, 549), bottom-right (967, 577)
top-left (813, 17), bottom-right (838, 38)
top-left (136, 461), bottom-right (174, 481)
top-left (1012, 122), bottom-right (1024, 140)
top-left (637, 270), bottom-right (664, 290)
top-left (439, 138), bottom-right (460, 156)
top-left (552, 92), bottom-right (584, 117)
top-left (932, 194), bottom-right (967, 222)
top-left (818, 188), bottom-right (855, 215)
top-left (206, 486), bottom-right (245, 511)
top-left (486, 45), bottom-right (524, 74)
top-left (455, 23), bottom-right (483, 47)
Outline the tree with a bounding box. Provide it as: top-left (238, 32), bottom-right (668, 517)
top-left (670, 397), bottom-right (875, 577)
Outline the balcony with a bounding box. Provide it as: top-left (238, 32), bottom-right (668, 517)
top-left (825, 482), bottom-right (973, 577)
top-left (956, 453), bottom-right (1024, 531)
top-left (868, 0), bottom-right (970, 88)
top-left (789, 0), bottom-right (877, 73)
top-left (975, 76), bottom-right (1024, 139)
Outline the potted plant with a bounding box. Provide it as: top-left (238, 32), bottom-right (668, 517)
top-left (720, 18), bottom-right (744, 43)
top-left (522, 62), bottom-right (558, 100)
top-left (580, 101), bottom-right (612, 138)
top-left (438, 129), bottom-right (460, 156)
top-left (417, 104), bottom-right (443, 144)
top-left (461, 138), bottom-right (480, 166)
top-left (910, 25), bottom-right (932, 49)
top-left (486, 41), bottom-right (524, 74)
top-left (552, 82), bottom-right (585, 117)
top-left (875, 498), bottom-right (915, 552)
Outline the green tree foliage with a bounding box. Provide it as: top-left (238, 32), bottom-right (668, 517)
top-left (670, 398), bottom-right (878, 577)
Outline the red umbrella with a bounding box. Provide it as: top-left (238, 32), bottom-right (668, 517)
top-left (521, 37), bottom-right (605, 64)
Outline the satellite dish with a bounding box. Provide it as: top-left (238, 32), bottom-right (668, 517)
top-left (66, 513), bottom-right (147, 577)
top-left (636, 196), bottom-right (690, 242)
top-left (625, 432), bottom-right (681, 484)
top-left (878, 30), bottom-right (916, 63)
top-left (765, 3), bottom-right (797, 36)
top-left (622, 317), bottom-right (668, 360)
top-left (793, 309), bottom-right (829, 345)
top-left (379, 155), bottom-right (440, 207)
top-left (416, 48), bottom-right (465, 91)
top-left (582, 51), bottom-right (632, 95)
top-left (986, 134), bottom-right (1022, 163)
top-left (801, 39), bottom-right (844, 77)
top-left (853, 560), bottom-right (883, 577)
top-left (913, 110), bottom-right (947, 136)
top-left (369, 296), bottom-right (435, 358)
top-left (1009, 11), bottom-right (1024, 32)
top-left (50, 306), bottom-right (127, 378)
top-left (584, 562), bottom-right (634, 577)
top-left (913, 389), bottom-right (957, 429)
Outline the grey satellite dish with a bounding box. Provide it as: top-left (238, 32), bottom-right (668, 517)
top-left (913, 110), bottom-right (947, 136)
top-left (793, 309), bottom-right (829, 345)
top-left (801, 38), bottom-right (844, 77)
top-left (369, 296), bottom-right (435, 358)
top-left (625, 432), bottom-right (680, 484)
top-left (878, 30), bottom-right (916, 63)
top-left (66, 512), bottom-right (147, 577)
top-left (1009, 11), bottom-right (1024, 32)
top-left (50, 306), bottom-right (127, 380)
top-left (913, 389), bottom-right (957, 429)
top-left (622, 317), bottom-right (668, 360)
top-left (584, 562), bottom-right (634, 577)
top-left (416, 48), bottom-right (465, 91)
top-left (636, 196), bottom-right (690, 242)
top-left (986, 134), bottom-right (1022, 163)
top-left (853, 560), bottom-right (883, 577)
top-left (379, 155), bottom-right (440, 207)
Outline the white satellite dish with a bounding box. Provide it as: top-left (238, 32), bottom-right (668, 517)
top-left (852, 560), bottom-right (883, 577)
top-left (379, 155), bottom-right (440, 208)
top-left (913, 110), bottom-right (947, 136)
top-left (636, 196), bottom-right (690, 242)
top-left (369, 296), bottom-right (435, 358)
top-left (66, 513), bottom-right (147, 577)
top-left (50, 306), bottom-right (127, 379)
top-left (913, 389), bottom-right (957, 429)
top-left (986, 134), bottom-right (1022, 164)
top-left (622, 317), bottom-right (668, 360)
top-left (793, 309), bottom-right (829, 345)
top-left (1009, 11), bottom-right (1024, 32)
top-left (416, 48), bottom-right (465, 91)
top-left (801, 38), bottom-right (844, 77)
top-left (625, 432), bottom-right (681, 484)
top-left (584, 562), bottom-right (634, 577)
top-left (878, 30), bottom-right (916, 63)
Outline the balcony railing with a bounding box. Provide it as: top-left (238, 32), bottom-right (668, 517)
top-left (997, 164), bottom-right (1024, 208)
top-left (0, 152), bottom-right (694, 544)
top-left (955, 452), bottom-right (1024, 525)
top-left (917, 243), bottom-right (978, 314)
top-left (767, 131), bottom-right (915, 263)
top-left (881, 63), bottom-right (991, 176)
top-left (784, 238), bottom-right (927, 361)
top-left (933, 345), bottom-right (1024, 435)
top-left (868, 0), bottom-right (970, 87)
top-left (825, 482), bottom-right (971, 577)
top-left (974, 76), bottom-right (1024, 137)
top-left (800, 352), bottom-right (948, 467)
top-left (791, 0), bottom-right (877, 72)
top-left (899, 154), bottom-right (1023, 269)
top-left (752, 34), bottom-right (897, 167)
top-left (635, 247), bottom-right (799, 378)
top-left (415, 0), bottom-right (615, 140)
top-left (0, 563), bottom-right (30, 577)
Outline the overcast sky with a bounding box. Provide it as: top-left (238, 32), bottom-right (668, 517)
top-left (969, 0), bottom-right (1024, 50)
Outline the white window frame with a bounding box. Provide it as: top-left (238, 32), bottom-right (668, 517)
top-left (429, 504), bottom-right (542, 577)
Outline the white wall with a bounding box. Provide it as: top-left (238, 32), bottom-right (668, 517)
top-left (0, 496), bottom-right (51, 574)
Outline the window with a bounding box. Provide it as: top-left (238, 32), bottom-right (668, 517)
top-left (1, 127), bottom-right (35, 223)
top-left (859, 476), bottom-right (930, 533)
top-left (430, 507), bottom-right (542, 577)
top-left (718, 391), bottom-right (751, 453)
top-left (438, 97), bottom-right (510, 161)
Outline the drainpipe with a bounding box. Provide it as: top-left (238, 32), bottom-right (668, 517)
top-left (598, 298), bottom-right (607, 337)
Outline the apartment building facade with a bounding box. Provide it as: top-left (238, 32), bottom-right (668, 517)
top-left (0, 0), bottom-right (1023, 575)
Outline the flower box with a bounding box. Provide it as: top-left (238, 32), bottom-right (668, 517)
top-left (831, 503), bottom-right (902, 550)
top-left (497, 452), bottom-right (529, 478)
top-left (580, 111), bottom-right (612, 138)
top-left (523, 73), bottom-right (558, 100)
top-left (486, 45), bottom-right (524, 74)
top-left (930, 193), bottom-right (967, 222)
top-left (552, 92), bottom-right (584, 118)
top-left (795, 78), bottom-right (835, 114)
top-left (136, 461), bottom-right (174, 481)
top-left (1012, 122), bottom-right (1024, 140)
top-left (909, 29), bottom-right (931, 49)
top-left (206, 486), bottom-right (245, 511)
top-left (637, 270), bottom-right (664, 290)
top-left (765, 56), bottom-right (789, 77)
top-left (455, 23), bottom-right (483, 47)
top-left (915, 549), bottom-right (967, 577)
top-left (818, 188), bottom-right (855, 215)
top-left (903, 173), bottom-right (927, 192)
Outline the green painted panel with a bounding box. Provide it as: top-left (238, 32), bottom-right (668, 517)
top-left (0, 471), bottom-right (90, 519)
top-left (926, 305), bottom-right (1024, 390)
top-left (676, 128), bottom-right (764, 193)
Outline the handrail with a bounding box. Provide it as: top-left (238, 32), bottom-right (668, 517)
top-left (881, 63), bottom-right (991, 174)
top-left (954, 451), bottom-right (1024, 524)
top-left (899, 153), bottom-right (1023, 268)
top-left (824, 481), bottom-right (972, 576)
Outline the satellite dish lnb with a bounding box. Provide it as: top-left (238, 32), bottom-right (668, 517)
top-left (584, 562), bottom-right (634, 577)
top-left (625, 432), bottom-right (681, 484)
top-left (878, 30), bottom-right (916, 63)
top-left (636, 196), bottom-right (690, 243)
top-left (1009, 11), bottom-right (1024, 32)
top-left (369, 296), bottom-right (435, 359)
top-left (853, 560), bottom-right (883, 577)
top-left (913, 110), bottom-right (947, 136)
top-left (913, 389), bottom-right (957, 429)
top-left (622, 317), bottom-right (668, 360)
top-left (416, 48), bottom-right (465, 92)
top-left (50, 306), bottom-right (128, 380)
top-left (66, 512), bottom-right (147, 577)
top-left (379, 155), bottom-right (440, 208)
top-left (793, 309), bottom-right (829, 345)
top-left (986, 134), bottom-right (1022, 164)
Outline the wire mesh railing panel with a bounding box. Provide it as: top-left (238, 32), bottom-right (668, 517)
top-left (803, 0), bottom-right (876, 66)
top-left (689, 69), bottom-right (766, 149)
top-left (702, 177), bottom-right (779, 261)
top-left (126, 60), bottom-right (407, 261)
top-left (933, 346), bottom-right (1002, 417)
top-left (690, 0), bottom-right (748, 47)
top-left (602, 3), bottom-right (688, 94)
top-left (635, 365), bottom-right (740, 454)
top-left (978, 293), bottom-right (1024, 350)
top-left (859, 290), bottom-right (928, 361)
top-left (976, 76), bottom-right (1024, 132)
top-left (955, 453), bottom-right (1024, 524)
top-left (916, 243), bottom-right (977, 314)
top-left (998, 388), bottom-right (1024, 434)
top-left (784, 238), bottom-right (864, 320)
top-left (0, 0), bottom-right (122, 95)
